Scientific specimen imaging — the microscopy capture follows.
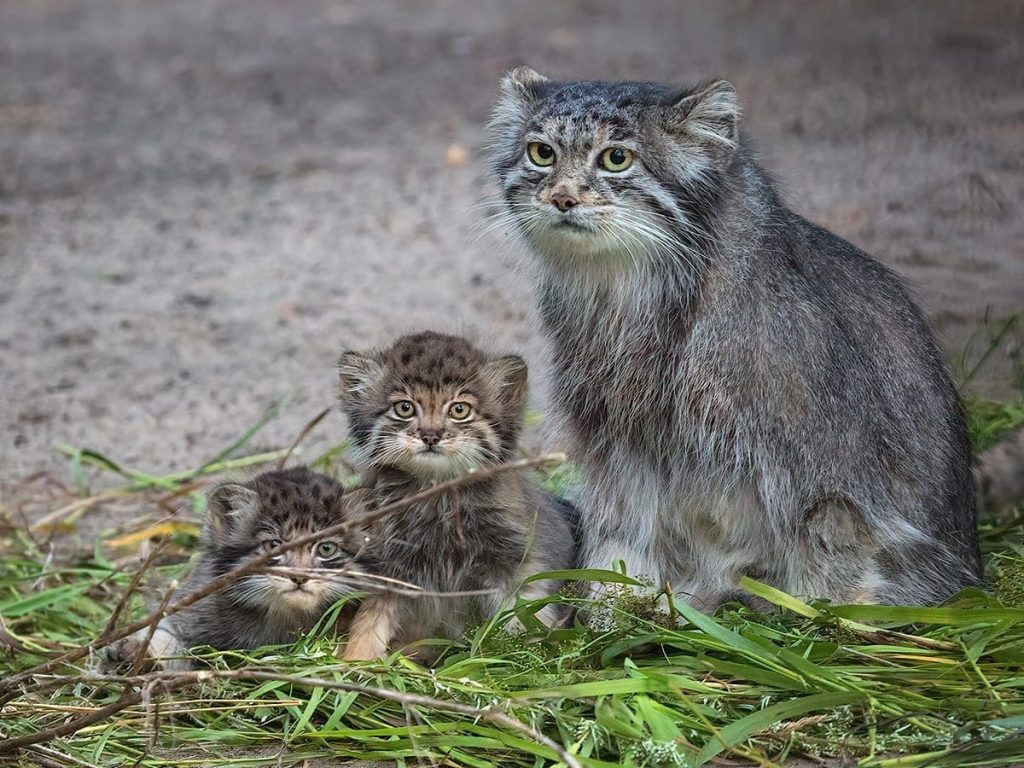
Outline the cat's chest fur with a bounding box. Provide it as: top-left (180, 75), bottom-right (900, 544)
top-left (540, 273), bottom-right (770, 583)
top-left (542, 277), bottom-right (737, 471)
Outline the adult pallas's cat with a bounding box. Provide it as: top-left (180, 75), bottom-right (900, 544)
top-left (488, 68), bottom-right (981, 608)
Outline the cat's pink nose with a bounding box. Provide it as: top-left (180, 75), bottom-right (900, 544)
top-left (550, 194), bottom-right (578, 212)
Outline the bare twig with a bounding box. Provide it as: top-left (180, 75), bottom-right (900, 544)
top-left (0, 452), bottom-right (566, 704)
top-left (131, 578), bottom-right (178, 675)
top-left (102, 541), bottom-right (167, 638)
top-left (276, 406), bottom-right (333, 471)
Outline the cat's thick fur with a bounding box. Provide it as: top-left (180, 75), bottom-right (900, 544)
top-left (337, 332), bottom-right (576, 659)
top-left (105, 467), bottom-right (356, 669)
top-left (488, 68), bottom-right (982, 608)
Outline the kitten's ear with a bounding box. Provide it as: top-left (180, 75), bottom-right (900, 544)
top-left (482, 355), bottom-right (528, 408)
top-left (338, 351), bottom-right (384, 405)
top-left (666, 79), bottom-right (739, 149)
top-left (206, 483), bottom-right (260, 536)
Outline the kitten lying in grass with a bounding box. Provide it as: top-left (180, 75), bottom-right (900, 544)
top-left (105, 467), bottom-right (356, 670)
top-left (336, 331), bottom-right (577, 660)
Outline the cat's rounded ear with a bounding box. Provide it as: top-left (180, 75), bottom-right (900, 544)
top-left (206, 482), bottom-right (260, 536)
top-left (500, 66), bottom-right (549, 98)
top-left (338, 351), bottom-right (384, 405)
top-left (665, 79), bottom-right (740, 150)
top-left (491, 67), bottom-right (549, 132)
top-left (482, 355), bottom-right (528, 408)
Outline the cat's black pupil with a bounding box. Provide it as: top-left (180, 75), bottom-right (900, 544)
top-left (537, 144), bottom-right (553, 159)
top-left (609, 148), bottom-right (626, 165)
top-left (454, 405), bottom-right (463, 413)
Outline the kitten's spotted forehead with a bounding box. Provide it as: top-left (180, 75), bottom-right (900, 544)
top-left (247, 469), bottom-right (345, 533)
top-left (381, 332), bottom-right (486, 390)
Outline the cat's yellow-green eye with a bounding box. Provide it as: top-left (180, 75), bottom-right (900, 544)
top-left (392, 400), bottom-right (416, 419)
top-left (527, 142), bottom-right (556, 167)
top-left (315, 541), bottom-right (339, 559)
top-left (599, 146), bottom-right (633, 172)
top-left (261, 539), bottom-right (282, 553)
top-left (448, 401), bottom-right (473, 421)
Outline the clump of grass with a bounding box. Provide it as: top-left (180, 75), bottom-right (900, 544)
top-left (2, 395), bottom-right (1024, 767)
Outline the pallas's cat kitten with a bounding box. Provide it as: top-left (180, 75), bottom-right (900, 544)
top-left (337, 331), bottom-right (576, 660)
top-left (106, 467), bottom-right (355, 669)
top-left (488, 68), bottom-right (981, 607)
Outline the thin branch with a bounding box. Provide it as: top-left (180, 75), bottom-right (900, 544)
top-left (276, 405), bottom-right (333, 471)
top-left (102, 541), bottom-right (167, 638)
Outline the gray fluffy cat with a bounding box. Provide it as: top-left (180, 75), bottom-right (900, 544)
top-left (337, 332), bottom-right (576, 659)
top-left (488, 68), bottom-right (982, 608)
top-left (106, 468), bottom-right (356, 669)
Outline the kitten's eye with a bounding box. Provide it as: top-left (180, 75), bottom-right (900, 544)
top-left (527, 142), bottom-right (556, 167)
top-left (261, 539), bottom-right (282, 553)
top-left (599, 147), bottom-right (633, 172)
top-left (392, 400), bottom-right (416, 419)
top-left (315, 541), bottom-right (339, 559)
top-left (448, 402), bottom-right (473, 421)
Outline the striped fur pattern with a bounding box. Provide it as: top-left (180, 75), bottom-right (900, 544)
top-left (487, 68), bottom-right (982, 608)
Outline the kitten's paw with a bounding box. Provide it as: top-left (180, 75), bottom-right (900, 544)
top-left (102, 634), bottom-right (150, 670)
top-left (100, 627), bottom-right (188, 672)
top-left (340, 633), bottom-right (389, 661)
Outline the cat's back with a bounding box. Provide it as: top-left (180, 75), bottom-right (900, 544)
top-left (714, 160), bottom-right (958, 414)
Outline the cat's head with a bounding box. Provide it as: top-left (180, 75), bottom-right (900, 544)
top-left (338, 331), bottom-right (527, 480)
top-left (488, 67), bottom-right (740, 273)
top-left (203, 468), bottom-right (356, 621)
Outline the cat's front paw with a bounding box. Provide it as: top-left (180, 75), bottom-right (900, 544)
top-left (101, 633), bottom-right (152, 671)
top-left (100, 627), bottom-right (187, 672)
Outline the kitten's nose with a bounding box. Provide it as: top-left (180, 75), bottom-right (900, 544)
top-left (419, 430), bottom-right (441, 447)
top-left (550, 194), bottom-right (578, 212)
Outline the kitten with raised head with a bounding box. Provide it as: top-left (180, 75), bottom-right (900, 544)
top-left (337, 331), bottom-right (576, 660)
top-left (487, 68), bottom-right (982, 608)
top-left (106, 467), bottom-right (356, 669)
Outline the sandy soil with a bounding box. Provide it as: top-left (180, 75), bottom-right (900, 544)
top-left (2, 0), bottom-right (1022, 503)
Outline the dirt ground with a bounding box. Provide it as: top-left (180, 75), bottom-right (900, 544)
top-left (2, 0), bottom-right (1023, 506)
